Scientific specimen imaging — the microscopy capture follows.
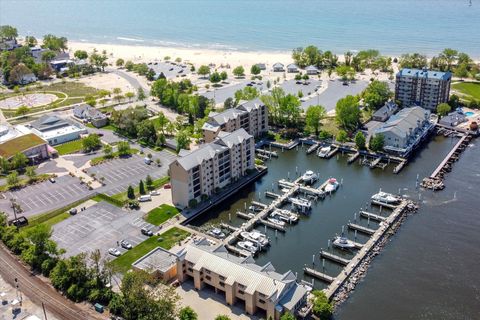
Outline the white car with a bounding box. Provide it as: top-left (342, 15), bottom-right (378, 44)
top-left (108, 248), bottom-right (121, 257)
top-left (150, 190), bottom-right (160, 196)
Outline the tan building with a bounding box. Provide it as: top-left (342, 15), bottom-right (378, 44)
top-left (170, 128), bottom-right (255, 208)
top-left (132, 247), bottom-right (178, 283)
top-left (0, 125), bottom-right (49, 163)
top-left (202, 98), bottom-right (268, 142)
top-left (176, 239), bottom-right (310, 320)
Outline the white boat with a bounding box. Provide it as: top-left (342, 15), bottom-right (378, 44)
top-left (301, 170), bottom-right (318, 184)
top-left (281, 188), bottom-right (290, 193)
top-left (332, 236), bottom-right (356, 250)
top-left (208, 228), bottom-right (226, 239)
top-left (324, 178), bottom-right (339, 193)
top-left (318, 146), bottom-right (332, 158)
top-left (289, 197), bottom-right (312, 212)
top-left (237, 241), bottom-right (258, 254)
top-left (371, 191), bottom-right (400, 204)
top-left (271, 209), bottom-right (299, 223)
top-left (248, 205), bottom-right (262, 212)
top-left (267, 217), bottom-right (286, 227)
top-left (241, 231), bottom-right (270, 247)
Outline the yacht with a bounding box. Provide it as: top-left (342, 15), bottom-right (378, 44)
top-left (208, 228), bottom-right (226, 239)
top-left (318, 146), bottom-right (332, 158)
top-left (241, 231), bottom-right (270, 247)
top-left (301, 170), bottom-right (318, 184)
top-left (267, 217), bottom-right (286, 227)
top-left (332, 236), bottom-right (357, 250)
top-left (237, 241), bottom-right (258, 254)
top-left (271, 209), bottom-right (299, 223)
top-left (324, 178), bottom-right (339, 193)
top-left (371, 191), bottom-right (400, 204)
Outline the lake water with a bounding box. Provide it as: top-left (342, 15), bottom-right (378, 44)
top-left (1, 0), bottom-right (480, 58)
top-left (189, 136), bottom-right (480, 319)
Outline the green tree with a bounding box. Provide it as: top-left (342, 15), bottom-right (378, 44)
top-left (197, 65), bottom-right (210, 78)
top-left (305, 105), bottom-right (326, 136)
top-left (136, 120), bottom-right (157, 145)
top-left (224, 97), bottom-right (234, 109)
top-left (209, 71), bottom-right (221, 84)
top-left (125, 91), bottom-right (135, 102)
top-left (220, 71), bottom-right (228, 81)
top-left (179, 306), bottom-right (198, 320)
top-left (454, 63), bottom-right (469, 79)
top-left (311, 290), bottom-right (333, 320)
top-left (139, 180), bottom-right (145, 195)
top-left (25, 35), bottom-right (37, 47)
top-left (361, 80), bottom-right (392, 110)
top-left (11, 152), bottom-right (28, 169)
top-left (250, 64), bottom-right (261, 75)
top-left (116, 58), bottom-right (125, 67)
top-left (214, 316), bottom-right (231, 320)
top-left (0, 25), bottom-right (18, 40)
top-left (336, 65), bottom-right (355, 82)
top-left (176, 130), bottom-right (191, 152)
top-left (145, 175), bottom-right (153, 190)
top-left (234, 86), bottom-right (259, 103)
top-left (439, 48), bottom-right (458, 71)
top-left (336, 130), bottom-right (348, 143)
top-left (103, 144), bottom-right (113, 158)
top-left (89, 52), bottom-right (108, 71)
top-left (354, 131), bottom-right (366, 150)
top-left (125, 60), bottom-right (134, 71)
top-left (0, 157), bottom-right (10, 174)
top-left (233, 66), bottom-right (245, 78)
top-left (335, 95), bottom-right (360, 131)
top-left (117, 141), bottom-right (131, 156)
top-left (9, 64), bottom-right (33, 84)
top-left (137, 87), bottom-right (146, 101)
top-left (399, 53), bottom-right (427, 69)
top-left (42, 34), bottom-right (68, 51)
top-left (146, 68), bottom-right (156, 81)
top-left (74, 50), bottom-right (88, 60)
top-left (7, 170), bottom-right (19, 187)
top-left (280, 312), bottom-right (296, 320)
top-left (82, 134), bottom-right (101, 152)
top-left (437, 103), bottom-right (451, 116)
top-left (369, 134), bottom-right (384, 152)
top-left (127, 185), bottom-right (135, 199)
top-left (25, 166), bottom-right (37, 182)
top-left (15, 105), bottom-right (30, 117)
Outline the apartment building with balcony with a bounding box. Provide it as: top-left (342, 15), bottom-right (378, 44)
top-left (169, 128), bottom-right (255, 208)
top-left (177, 239), bottom-right (310, 320)
top-left (395, 68), bottom-right (451, 111)
top-left (202, 98), bottom-right (268, 142)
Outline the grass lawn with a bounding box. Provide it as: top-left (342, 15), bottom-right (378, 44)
top-left (54, 139), bottom-right (84, 155)
top-left (110, 176), bottom-right (169, 202)
top-left (452, 82), bottom-right (480, 100)
top-left (145, 204), bottom-right (179, 226)
top-left (0, 173), bottom-right (52, 192)
top-left (320, 116), bottom-right (341, 137)
top-left (112, 227), bottom-right (190, 273)
top-left (90, 148), bottom-right (140, 166)
top-left (273, 132), bottom-right (291, 144)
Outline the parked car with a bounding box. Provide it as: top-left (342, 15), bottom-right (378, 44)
top-left (138, 195), bottom-right (152, 202)
top-left (163, 184), bottom-right (172, 189)
top-left (150, 190), bottom-right (160, 196)
top-left (141, 227), bottom-right (153, 236)
top-left (120, 240), bottom-right (132, 250)
top-left (49, 177), bottom-right (56, 183)
top-left (108, 248), bottom-right (121, 257)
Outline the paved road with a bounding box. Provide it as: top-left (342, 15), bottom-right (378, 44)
top-left (110, 68), bottom-right (149, 94)
top-left (0, 244), bottom-right (105, 320)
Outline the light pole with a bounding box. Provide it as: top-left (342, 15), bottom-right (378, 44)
top-left (10, 198), bottom-right (22, 221)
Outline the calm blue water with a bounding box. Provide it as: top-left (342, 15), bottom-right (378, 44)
top-left (1, 0), bottom-right (480, 58)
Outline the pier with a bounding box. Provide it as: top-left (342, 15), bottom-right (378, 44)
top-left (265, 191), bottom-right (281, 199)
top-left (371, 200), bottom-right (398, 209)
top-left (235, 211), bottom-right (254, 220)
top-left (347, 151), bottom-right (360, 164)
top-left (360, 210), bottom-right (386, 222)
top-left (307, 143), bottom-right (320, 154)
top-left (304, 267), bottom-right (334, 283)
top-left (347, 223), bottom-right (376, 235)
top-left (320, 250), bottom-right (351, 266)
top-left (259, 219), bottom-right (286, 232)
top-left (256, 148), bottom-right (278, 158)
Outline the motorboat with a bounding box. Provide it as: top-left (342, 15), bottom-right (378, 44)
top-left (248, 205), bottom-right (262, 212)
top-left (271, 209), bottom-right (299, 223)
top-left (237, 241), bottom-right (258, 254)
top-left (289, 197), bottom-right (312, 213)
top-left (267, 217), bottom-right (286, 227)
top-left (371, 191), bottom-right (400, 204)
top-left (324, 178), bottom-right (339, 193)
top-left (301, 170), bottom-right (318, 184)
top-left (318, 146), bottom-right (332, 158)
top-left (241, 231), bottom-right (270, 247)
top-left (208, 228), bottom-right (226, 239)
top-left (332, 236), bottom-right (356, 250)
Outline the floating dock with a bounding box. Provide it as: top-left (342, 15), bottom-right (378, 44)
top-left (265, 191), bottom-right (281, 199)
top-left (371, 200), bottom-right (398, 209)
top-left (304, 267), bottom-right (334, 283)
top-left (360, 211), bottom-right (386, 222)
top-left (307, 143), bottom-right (320, 154)
top-left (320, 250), bottom-right (351, 266)
top-left (236, 211), bottom-right (254, 220)
top-left (256, 148), bottom-right (278, 158)
top-left (347, 223), bottom-right (376, 235)
top-left (347, 152), bottom-right (360, 164)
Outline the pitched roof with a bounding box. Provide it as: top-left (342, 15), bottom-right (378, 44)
top-left (287, 63), bottom-right (298, 69)
top-left (216, 128), bottom-right (251, 148)
top-left (0, 133), bottom-right (46, 159)
top-left (375, 106), bottom-right (429, 138)
top-left (305, 65), bottom-right (318, 71)
top-left (31, 115), bottom-right (69, 131)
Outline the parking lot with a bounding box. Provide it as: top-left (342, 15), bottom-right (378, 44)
top-left (201, 80), bottom-right (265, 104)
top-left (148, 61), bottom-right (191, 79)
top-left (88, 154), bottom-right (171, 196)
top-left (52, 201), bottom-right (159, 257)
top-left (0, 175), bottom-right (93, 218)
top-left (280, 79), bottom-right (322, 96)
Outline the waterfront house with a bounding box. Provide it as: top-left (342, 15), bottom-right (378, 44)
top-left (176, 238), bottom-right (310, 320)
top-left (372, 101), bottom-right (398, 122)
top-left (272, 63), bottom-right (285, 72)
top-left (375, 106), bottom-right (433, 156)
top-left (305, 65), bottom-right (319, 75)
top-left (170, 129), bottom-right (255, 208)
top-left (439, 110), bottom-right (467, 127)
top-left (395, 68), bottom-right (451, 111)
top-left (287, 63), bottom-right (299, 73)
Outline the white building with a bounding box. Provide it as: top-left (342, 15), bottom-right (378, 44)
top-left (28, 115), bottom-right (87, 145)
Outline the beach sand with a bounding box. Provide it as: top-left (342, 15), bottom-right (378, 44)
top-left (69, 41), bottom-right (293, 68)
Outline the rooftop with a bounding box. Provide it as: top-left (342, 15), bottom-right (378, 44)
top-left (397, 68), bottom-right (452, 81)
top-left (132, 247), bottom-right (178, 274)
top-left (0, 133), bottom-right (46, 159)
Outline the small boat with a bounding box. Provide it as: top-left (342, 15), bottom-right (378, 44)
top-left (301, 170), bottom-right (318, 184)
top-left (289, 197), bottom-right (312, 212)
top-left (248, 205), bottom-right (262, 212)
top-left (271, 209), bottom-right (299, 223)
top-left (281, 188), bottom-right (290, 193)
top-left (267, 217), bottom-right (286, 227)
top-left (332, 236), bottom-right (356, 250)
top-left (241, 231), bottom-right (270, 247)
top-left (208, 228), bottom-right (226, 239)
top-left (318, 146), bottom-right (332, 158)
top-left (324, 178), bottom-right (339, 193)
top-left (237, 241), bottom-right (258, 254)
top-left (371, 191), bottom-right (399, 204)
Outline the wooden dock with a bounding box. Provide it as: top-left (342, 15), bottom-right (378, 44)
top-left (251, 201), bottom-right (267, 208)
top-left (307, 143), bottom-right (320, 154)
top-left (225, 244), bottom-right (251, 257)
top-left (393, 159), bottom-right (407, 174)
top-left (256, 148), bottom-right (278, 158)
top-left (325, 146), bottom-right (339, 159)
top-left (320, 250), bottom-right (351, 266)
top-left (347, 152), bottom-right (360, 164)
top-left (220, 223), bottom-right (238, 232)
top-left (265, 191), bottom-right (281, 199)
top-left (347, 223), bottom-right (376, 235)
top-left (369, 157), bottom-right (381, 169)
top-left (236, 211), bottom-right (254, 220)
top-left (371, 200), bottom-right (398, 209)
top-left (304, 267), bottom-right (334, 283)
top-left (360, 211), bottom-right (386, 222)
top-left (430, 135), bottom-right (468, 179)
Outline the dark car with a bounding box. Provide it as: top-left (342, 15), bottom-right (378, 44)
top-left (141, 227), bottom-right (153, 236)
top-left (49, 177), bottom-right (56, 183)
top-left (342, 81), bottom-right (349, 86)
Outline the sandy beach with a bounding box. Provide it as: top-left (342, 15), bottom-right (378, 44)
top-left (68, 41), bottom-right (293, 68)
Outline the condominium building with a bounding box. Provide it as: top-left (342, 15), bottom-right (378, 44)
top-left (176, 239), bottom-right (310, 320)
top-left (395, 68), bottom-right (451, 111)
top-left (169, 128), bottom-right (255, 208)
top-left (202, 98), bottom-right (268, 142)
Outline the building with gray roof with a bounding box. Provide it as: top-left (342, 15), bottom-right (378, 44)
top-left (177, 238), bottom-right (310, 319)
top-left (372, 101), bottom-right (398, 122)
top-left (132, 247), bottom-right (178, 282)
top-left (29, 114), bottom-right (87, 145)
top-left (395, 68), bottom-right (451, 111)
top-left (272, 63), bottom-right (285, 72)
top-left (73, 104), bottom-right (108, 128)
